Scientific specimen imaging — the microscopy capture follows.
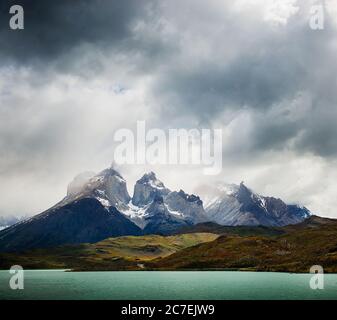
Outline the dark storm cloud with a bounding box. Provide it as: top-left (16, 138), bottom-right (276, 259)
top-left (0, 0), bottom-right (155, 64)
top-left (148, 4), bottom-right (337, 159)
top-left (154, 19), bottom-right (328, 116)
top-left (1, 0), bottom-right (336, 161)
top-left (249, 25), bottom-right (337, 158)
top-left (293, 98), bottom-right (337, 158)
top-left (155, 51), bottom-right (306, 122)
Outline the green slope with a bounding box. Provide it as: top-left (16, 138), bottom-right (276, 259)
top-left (174, 222), bottom-right (284, 237)
top-left (0, 233), bottom-right (218, 270)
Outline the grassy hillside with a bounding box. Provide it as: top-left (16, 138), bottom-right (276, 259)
top-left (0, 233), bottom-right (218, 270)
top-left (174, 222), bottom-right (284, 237)
top-left (149, 216), bottom-right (337, 273)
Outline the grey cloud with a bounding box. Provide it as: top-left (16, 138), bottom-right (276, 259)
top-left (0, 0), bottom-right (156, 65)
top-left (147, 3), bottom-right (337, 160)
top-left (294, 100), bottom-right (337, 158)
top-left (1, 0), bottom-right (337, 160)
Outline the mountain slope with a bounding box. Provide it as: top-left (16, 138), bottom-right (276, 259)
top-left (0, 198), bottom-right (141, 252)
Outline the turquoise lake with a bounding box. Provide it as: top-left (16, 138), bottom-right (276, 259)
top-left (0, 270), bottom-right (337, 300)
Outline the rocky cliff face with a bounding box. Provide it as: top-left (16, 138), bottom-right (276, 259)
top-left (165, 190), bottom-right (206, 224)
top-left (123, 172), bottom-right (207, 233)
top-left (132, 172), bottom-right (170, 207)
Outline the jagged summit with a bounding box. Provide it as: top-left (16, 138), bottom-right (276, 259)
top-left (139, 171), bottom-right (156, 182)
top-left (137, 172), bottom-right (167, 190)
top-left (177, 190), bottom-right (203, 205)
top-left (132, 172), bottom-right (170, 207)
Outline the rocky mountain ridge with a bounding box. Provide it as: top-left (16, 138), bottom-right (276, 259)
top-left (0, 166), bottom-right (312, 252)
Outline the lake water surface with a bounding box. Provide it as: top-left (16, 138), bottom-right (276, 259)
top-left (0, 270), bottom-right (337, 300)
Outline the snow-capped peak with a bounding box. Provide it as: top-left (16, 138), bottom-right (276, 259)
top-left (138, 172), bottom-right (166, 190)
top-left (61, 166), bottom-right (130, 212)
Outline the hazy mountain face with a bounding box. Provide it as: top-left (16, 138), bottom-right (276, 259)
top-left (64, 168), bottom-right (131, 211)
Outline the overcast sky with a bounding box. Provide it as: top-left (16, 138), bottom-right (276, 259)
top-left (1, 0), bottom-right (337, 218)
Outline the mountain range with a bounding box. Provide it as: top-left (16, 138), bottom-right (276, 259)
top-left (0, 166), bottom-right (311, 252)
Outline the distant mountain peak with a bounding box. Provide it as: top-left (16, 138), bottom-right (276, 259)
top-left (141, 171), bottom-right (156, 180)
top-left (138, 172), bottom-right (166, 190)
top-left (97, 167), bottom-right (124, 180)
top-left (236, 182), bottom-right (254, 202)
top-left (202, 181), bottom-right (311, 227)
